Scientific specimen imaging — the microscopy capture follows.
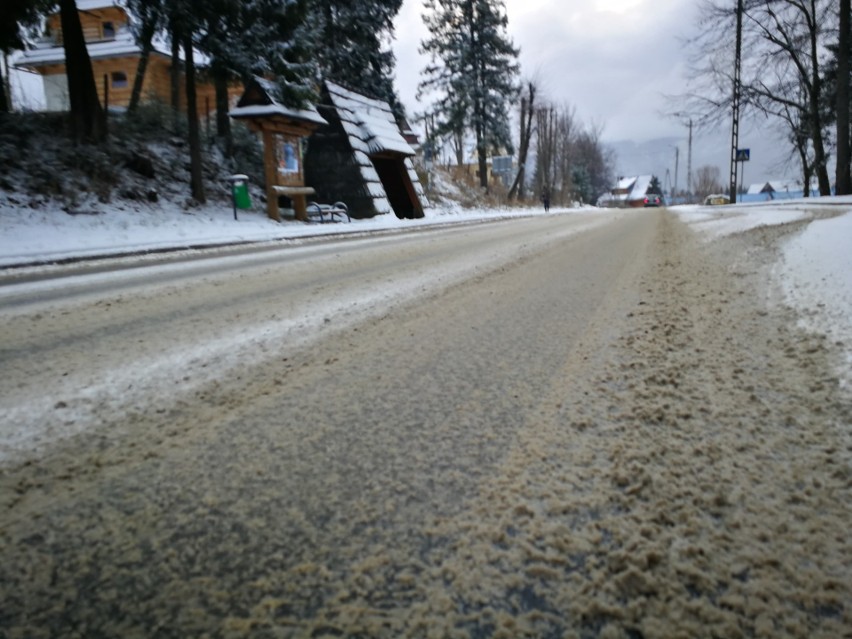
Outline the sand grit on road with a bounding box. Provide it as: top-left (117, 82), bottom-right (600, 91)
top-left (1, 211), bottom-right (850, 638)
top-left (377, 212), bottom-right (851, 638)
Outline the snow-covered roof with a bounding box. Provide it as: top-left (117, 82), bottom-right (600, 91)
top-left (747, 180), bottom-right (802, 195)
top-left (229, 103), bottom-right (327, 127)
top-left (315, 81), bottom-right (425, 217)
top-left (628, 175), bottom-right (653, 200)
top-left (229, 76), bottom-right (327, 127)
top-left (747, 182), bottom-right (770, 195)
top-left (326, 81), bottom-right (414, 157)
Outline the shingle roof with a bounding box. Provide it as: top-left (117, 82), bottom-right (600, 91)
top-left (326, 82), bottom-right (414, 157)
top-left (229, 77), bottom-right (327, 127)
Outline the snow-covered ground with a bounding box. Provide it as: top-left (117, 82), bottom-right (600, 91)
top-left (674, 196), bottom-right (852, 387)
top-left (0, 197), bottom-right (556, 267)
top-left (2, 195), bottom-right (851, 385)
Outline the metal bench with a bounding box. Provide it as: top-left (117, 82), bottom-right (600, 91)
top-left (307, 201), bottom-right (350, 223)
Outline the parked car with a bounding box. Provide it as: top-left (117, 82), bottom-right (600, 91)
top-left (643, 193), bottom-right (662, 207)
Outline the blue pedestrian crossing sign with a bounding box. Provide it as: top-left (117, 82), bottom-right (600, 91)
top-left (736, 148), bottom-right (750, 162)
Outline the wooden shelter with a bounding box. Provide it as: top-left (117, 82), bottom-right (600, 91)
top-left (305, 81), bottom-right (426, 219)
top-left (229, 77), bottom-right (328, 222)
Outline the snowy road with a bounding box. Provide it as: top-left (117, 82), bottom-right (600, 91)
top-left (0, 212), bottom-right (617, 463)
top-left (1, 210), bottom-right (850, 638)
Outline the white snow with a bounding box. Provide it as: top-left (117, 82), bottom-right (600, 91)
top-left (775, 212), bottom-right (852, 386)
top-left (2, 195), bottom-right (851, 389)
top-left (0, 200), bottom-right (566, 268)
top-left (675, 196), bottom-right (852, 387)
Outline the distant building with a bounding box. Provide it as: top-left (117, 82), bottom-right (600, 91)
top-left (598, 175), bottom-right (654, 208)
top-left (742, 180), bottom-right (820, 202)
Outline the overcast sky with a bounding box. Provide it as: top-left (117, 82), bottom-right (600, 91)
top-left (393, 0), bottom-right (701, 139)
top-left (392, 0), bottom-right (791, 185)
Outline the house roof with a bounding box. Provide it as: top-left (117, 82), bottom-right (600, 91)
top-left (629, 175), bottom-right (653, 200)
top-left (616, 176), bottom-right (637, 190)
top-left (609, 175), bottom-right (653, 201)
top-left (326, 81), bottom-right (414, 157)
top-left (229, 77), bottom-right (327, 127)
top-left (747, 179), bottom-right (802, 195)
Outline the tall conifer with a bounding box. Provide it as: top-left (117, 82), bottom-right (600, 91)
top-left (420, 0), bottom-right (519, 190)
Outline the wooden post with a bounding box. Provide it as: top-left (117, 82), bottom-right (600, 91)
top-left (262, 128), bottom-right (280, 222)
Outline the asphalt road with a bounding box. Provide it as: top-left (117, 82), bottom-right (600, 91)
top-left (1, 210), bottom-right (849, 638)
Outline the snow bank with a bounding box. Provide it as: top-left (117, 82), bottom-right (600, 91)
top-left (675, 197), bottom-right (852, 387)
top-left (776, 212), bottom-right (852, 386)
top-left (0, 196), bottom-right (593, 268)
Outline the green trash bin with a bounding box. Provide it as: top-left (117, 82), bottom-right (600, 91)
top-left (231, 176), bottom-right (252, 209)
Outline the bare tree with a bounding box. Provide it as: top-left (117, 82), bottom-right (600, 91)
top-left (838, 0), bottom-right (851, 194)
top-left (533, 105), bottom-right (557, 200)
top-left (694, 165), bottom-right (724, 200)
top-left (554, 104), bottom-right (577, 204)
top-left (508, 79), bottom-right (536, 201)
top-left (682, 0), bottom-right (834, 195)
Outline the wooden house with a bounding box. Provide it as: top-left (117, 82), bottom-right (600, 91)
top-left (14, 0), bottom-right (238, 115)
top-left (304, 81), bottom-right (426, 219)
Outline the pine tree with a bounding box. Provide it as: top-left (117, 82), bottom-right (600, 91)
top-left (60, 0), bottom-right (107, 142)
top-left (126, 0), bottom-right (165, 113)
top-left (420, 0), bottom-right (519, 190)
top-left (1, 0), bottom-right (47, 111)
top-left (302, 0), bottom-right (403, 109)
top-left (648, 176), bottom-right (662, 195)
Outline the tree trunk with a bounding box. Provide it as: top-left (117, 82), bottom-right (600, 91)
top-left (806, 7), bottom-right (831, 196)
top-left (128, 13), bottom-right (159, 114)
top-left (0, 62), bottom-right (8, 113)
top-left (508, 83), bottom-right (536, 201)
top-left (475, 119), bottom-right (488, 191)
top-left (184, 33), bottom-right (205, 203)
top-left (59, 0), bottom-right (106, 142)
top-left (214, 70), bottom-right (232, 155)
top-left (837, 0), bottom-right (851, 195)
top-left (170, 24), bottom-right (181, 130)
top-left (452, 128), bottom-right (464, 167)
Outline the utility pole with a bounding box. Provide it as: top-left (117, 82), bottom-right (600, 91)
top-left (729, 0), bottom-right (744, 204)
top-left (687, 119), bottom-right (693, 203)
top-left (674, 146), bottom-right (679, 202)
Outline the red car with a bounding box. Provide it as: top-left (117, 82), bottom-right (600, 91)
top-left (643, 194), bottom-right (662, 207)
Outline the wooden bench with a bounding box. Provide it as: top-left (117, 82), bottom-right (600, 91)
top-left (307, 201), bottom-right (350, 223)
top-left (271, 185), bottom-right (316, 221)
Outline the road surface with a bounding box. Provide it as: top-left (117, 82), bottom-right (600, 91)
top-left (1, 210), bottom-right (849, 638)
